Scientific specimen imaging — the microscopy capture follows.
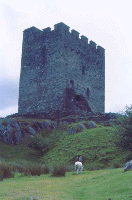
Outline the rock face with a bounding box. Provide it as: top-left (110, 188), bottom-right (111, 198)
top-left (0, 117), bottom-right (95, 144)
top-left (0, 113), bottom-right (117, 145)
top-left (67, 126), bottom-right (77, 134)
top-left (87, 121), bottom-right (96, 128)
top-left (0, 118), bottom-right (21, 145)
top-left (0, 118), bottom-right (58, 145)
top-left (124, 160), bottom-right (132, 172)
top-left (77, 123), bottom-right (86, 132)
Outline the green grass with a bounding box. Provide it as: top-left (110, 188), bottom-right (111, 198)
top-left (41, 126), bottom-right (131, 169)
top-left (0, 168), bottom-right (132, 200)
top-left (0, 126), bottom-right (131, 169)
top-left (0, 122), bottom-right (132, 199)
top-left (0, 142), bottom-right (42, 164)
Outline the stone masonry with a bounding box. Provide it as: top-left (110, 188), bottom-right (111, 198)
top-left (18, 22), bottom-right (105, 114)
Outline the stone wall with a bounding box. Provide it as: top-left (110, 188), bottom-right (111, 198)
top-left (18, 22), bottom-right (105, 114)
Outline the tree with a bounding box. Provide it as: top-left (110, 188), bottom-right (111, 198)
top-left (117, 105), bottom-right (132, 152)
top-left (27, 134), bottom-right (49, 155)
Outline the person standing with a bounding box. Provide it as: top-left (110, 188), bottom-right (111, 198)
top-left (79, 155), bottom-right (82, 162)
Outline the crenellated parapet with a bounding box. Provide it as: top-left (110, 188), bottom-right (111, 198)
top-left (23, 22), bottom-right (105, 57)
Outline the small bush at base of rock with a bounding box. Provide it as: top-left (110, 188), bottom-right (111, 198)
top-left (112, 162), bottom-right (120, 168)
top-left (28, 164), bottom-right (41, 176)
top-left (0, 170), bottom-right (4, 181)
top-left (0, 164), bottom-right (14, 179)
top-left (27, 134), bottom-right (50, 155)
top-left (52, 165), bottom-right (66, 177)
top-left (41, 166), bottom-right (50, 174)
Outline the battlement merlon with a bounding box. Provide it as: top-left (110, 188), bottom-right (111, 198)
top-left (42, 27), bottom-right (51, 33)
top-left (90, 40), bottom-right (96, 48)
top-left (23, 26), bottom-right (42, 37)
top-left (71, 29), bottom-right (79, 39)
top-left (90, 40), bottom-right (105, 55)
top-left (97, 45), bottom-right (105, 56)
top-left (81, 35), bottom-right (88, 44)
top-left (97, 45), bottom-right (105, 52)
top-left (54, 22), bottom-right (70, 34)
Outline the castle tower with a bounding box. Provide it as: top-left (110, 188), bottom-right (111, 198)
top-left (18, 22), bottom-right (105, 114)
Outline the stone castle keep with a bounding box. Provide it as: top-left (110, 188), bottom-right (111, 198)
top-left (18, 22), bottom-right (105, 114)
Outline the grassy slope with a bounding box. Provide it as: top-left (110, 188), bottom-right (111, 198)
top-left (42, 126), bottom-right (131, 169)
top-left (0, 125), bottom-right (131, 169)
top-left (0, 169), bottom-right (132, 200)
top-left (0, 142), bottom-right (42, 164)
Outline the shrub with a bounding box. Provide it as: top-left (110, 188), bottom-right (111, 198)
top-left (14, 163), bottom-right (31, 176)
top-left (116, 105), bottom-right (132, 152)
top-left (0, 170), bottom-right (3, 181)
top-left (52, 165), bottom-right (66, 177)
top-left (27, 134), bottom-right (50, 155)
top-left (18, 164), bottom-right (43, 176)
top-left (16, 164), bottom-right (41, 176)
top-left (23, 166), bottom-right (31, 176)
top-left (41, 165), bottom-right (50, 174)
top-left (113, 162), bottom-right (120, 168)
top-left (28, 164), bottom-right (41, 176)
top-left (15, 164), bottom-right (26, 173)
top-left (0, 164), bottom-right (14, 179)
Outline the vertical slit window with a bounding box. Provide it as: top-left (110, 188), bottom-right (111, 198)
top-left (87, 88), bottom-right (90, 98)
top-left (42, 46), bottom-right (47, 65)
top-left (82, 66), bottom-right (86, 75)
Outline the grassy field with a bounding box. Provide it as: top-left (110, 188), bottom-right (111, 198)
top-left (0, 123), bottom-right (132, 199)
top-left (0, 168), bottom-right (132, 200)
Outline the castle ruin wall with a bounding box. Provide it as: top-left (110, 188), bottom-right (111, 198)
top-left (19, 22), bottom-right (105, 114)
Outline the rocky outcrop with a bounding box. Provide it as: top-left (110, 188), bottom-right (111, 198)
top-left (0, 118), bottom-right (58, 145)
top-left (0, 118), bottom-right (21, 145)
top-left (124, 160), bottom-right (132, 172)
top-left (77, 122), bottom-right (87, 132)
top-left (86, 121), bottom-right (96, 129)
top-left (67, 126), bottom-right (77, 134)
top-left (0, 112), bottom-right (117, 145)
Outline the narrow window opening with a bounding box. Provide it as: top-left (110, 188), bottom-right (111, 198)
top-left (43, 46), bottom-right (47, 65)
top-left (70, 80), bottom-right (74, 88)
top-left (87, 88), bottom-right (90, 98)
top-left (82, 66), bottom-right (86, 75)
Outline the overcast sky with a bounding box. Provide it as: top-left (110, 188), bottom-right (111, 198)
top-left (0, 0), bottom-right (132, 117)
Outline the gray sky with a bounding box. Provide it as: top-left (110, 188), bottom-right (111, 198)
top-left (1, 0), bottom-right (132, 117)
